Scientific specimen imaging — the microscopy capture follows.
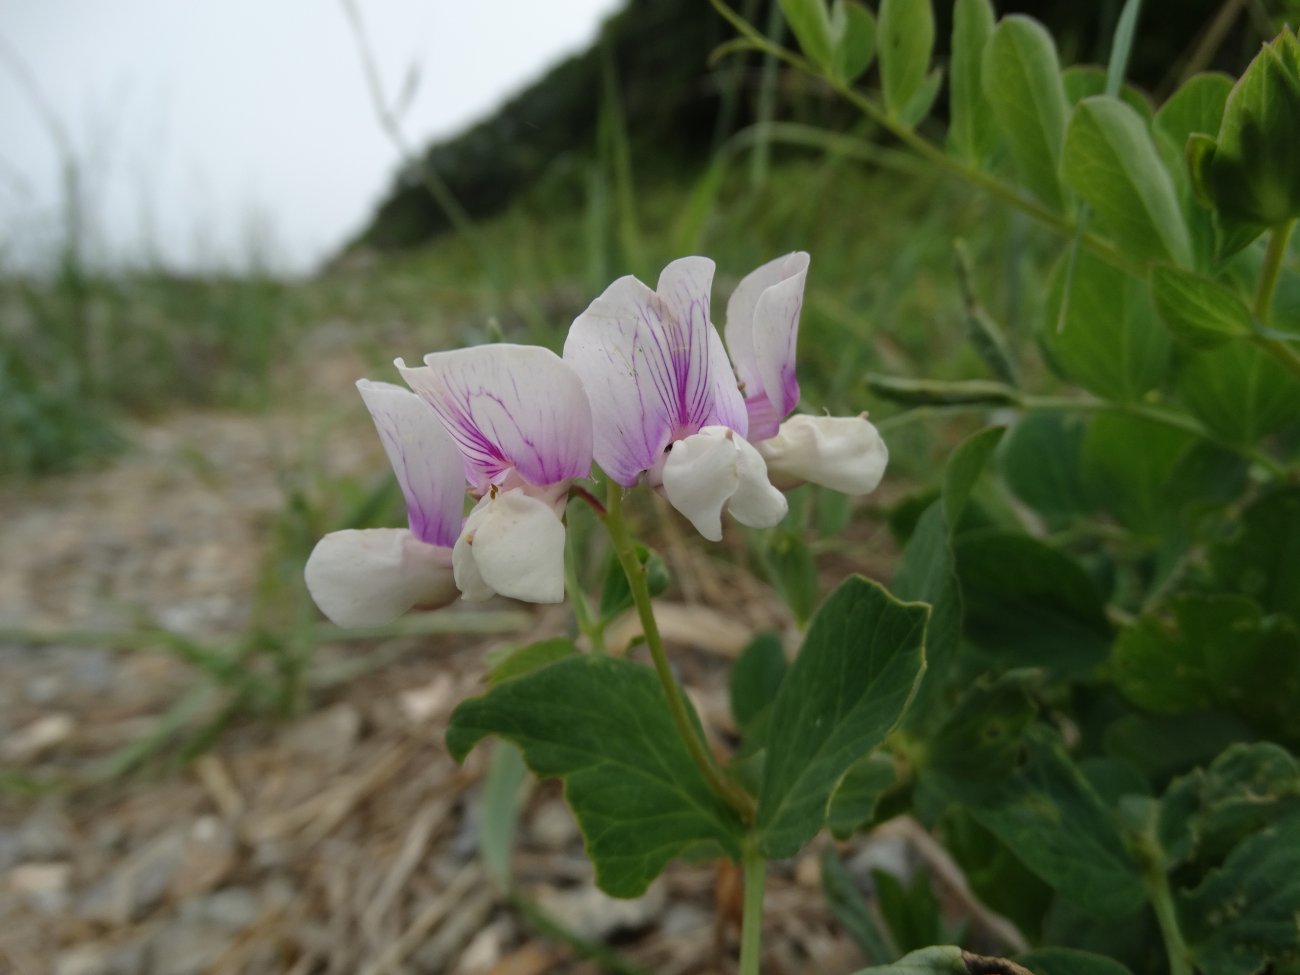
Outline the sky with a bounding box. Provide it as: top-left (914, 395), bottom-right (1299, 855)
top-left (0, 0), bottom-right (623, 274)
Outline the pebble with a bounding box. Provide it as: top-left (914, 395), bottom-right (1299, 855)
top-left (77, 828), bottom-right (186, 925)
top-left (4, 860), bottom-right (73, 913)
top-left (529, 797), bottom-right (579, 851)
top-left (533, 880), bottom-right (667, 941)
top-left (280, 702), bottom-right (361, 757)
top-left (3, 712), bottom-right (75, 761)
top-left (148, 921), bottom-right (232, 975)
top-left (178, 886), bottom-right (260, 930)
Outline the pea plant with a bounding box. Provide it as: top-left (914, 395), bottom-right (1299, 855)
top-left (304, 2), bottom-right (1300, 973)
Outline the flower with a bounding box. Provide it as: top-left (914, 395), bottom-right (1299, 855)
top-left (563, 256), bottom-right (787, 541)
top-left (724, 252), bottom-right (888, 496)
top-left (397, 344), bottom-right (593, 603)
top-left (304, 380), bottom-right (464, 628)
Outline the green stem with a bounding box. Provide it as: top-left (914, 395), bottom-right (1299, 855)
top-left (739, 843), bottom-right (767, 975)
top-left (1143, 855), bottom-right (1194, 975)
top-left (1254, 219), bottom-right (1295, 319)
top-left (601, 486), bottom-right (756, 822)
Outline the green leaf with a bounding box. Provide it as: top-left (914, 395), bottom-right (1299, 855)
top-left (821, 845), bottom-right (897, 962)
top-left (1016, 948), bottom-right (1136, 975)
top-left (942, 425), bottom-right (1005, 526)
top-left (485, 637), bottom-right (579, 686)
top-left (780, 0), bottom-right (835, 68)
top-left (1040, 251), bottom-right (1170, 402)
top-left (983, 16), bottom-right (1071, 211)
top-left (878, 0), bottom-right (935, 125)
top-left (930, 730), bottom-right (1147, 917)
top-left (480, 741), bottom-right (528, 891)
top-left (729, 631), bottom-right (787, 732)
top-left (1151, 265), bottom-right (1253, 348)
top-left (1210, 487), bottom-right (1300, 616)
top-left (599, 544), bottom-right (669, 623)
top-left (1159, 742), bottom-right (1300, 870)
top-left (827, 752), bottom-right (900, 838)
top-left (1153, 73), bottom-right (1233, 265)
top-left (1079, 413), bottom-right (1197, 534)
top-left (999, 412), bottom-right (1092, 523)
top-left (955, 529), bottom-right (1111, 674)
top-left (1104, 711), bottom-right (1257, 784)
top-left (830, 0), bottom-right (877, 84)
top-left (873, 867), bottom-right (944, 953)
top-left (954, 240), bottom-right (1019, 386)
top-left (758, 576), bottom-right (928, 857)
top-left (759, 526), bottom-right (820, 625)
top-left (1177, 340), bottom-right (1300, 443)
top-left (1061, 66), bottom-right (1153, 120)
top-left (447, 655), bottom-right (743, 897)
top-left (1111, 593), bottom-right (1300, 744)
top-left (865, 374), bottom-right (1018, 406)
top-left (848, 946), bottom-right (966, 974)
top-left (947, 0), bottom-right (996, 163)
top-left (1061, 96), bottom-right (1192, 266)
top-left (1180, 812), bottom-right (1300, 975)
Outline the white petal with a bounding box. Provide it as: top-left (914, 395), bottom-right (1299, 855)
top-left (563, 258), bottom-right (747, 486)
top-left (661, 426), bottom-right (741, 541)
top-left (458, 491), bottom-right (566, 603)
top-left (356, 380), bottom-right (465, 548)
top-left (305, 528), bottom-right (456, 628)
top-left (758, 414), bottom-right (889, 495)
top-left (396, 345), bottom-right (593, 492)
top-left (727, 435), bottom-right (789, 529)
top-left (724, 252), bottom-right (809, 425)
top-left (452, 499), bottom-right (497, 602)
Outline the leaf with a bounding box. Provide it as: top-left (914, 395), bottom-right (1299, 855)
top-left (1111, 593), bottom-right (1300, 744)
top-left (873, 867), bottom-right (944, 953)
top-left (821, 845), bottom-right (897, 962)
top-left (1061, 96), bottom-right (1192, 266)
top-left (1180, 812), bottom-right (1300, 975)
top-left (848, 946), bottom-right (966, 974)
top-left (947, 0), bottom-right (996, 163)
top-left (943, 425), bottom-right (1005, 526)
top-left (954, 529), bottom-right (1111, 674)
top-left (1177, 340), bottom-right (1300, 444)
top-left (480, 741), bottom-right (528, 891)
top-left (1061, 66), bottom-right (1153, 120)
top-left (983, 16), bottom-right (1071, 211)
top-left (757, 576), bottom-right (928, 857)
top-left (1158, 742), bottom-right (1300, 870)
top-left (900, 68), bottom-right (944, 128)
top-left (1150, 265), bottom-right (1253, 348)
top-left (1016, 948), bottom-right (1136, 975)
top-left (999, 412), bottom-right (1092, 523)
top-left (828, 752), bottom-right (900, 838)
top-left (485, 637), bottom-right (579, 686)
top-left (830, 0), bottom-right (877, 84)
top-left (929, 730), bottom-right (1147, 918)
top-left (760, 527), bottom-right (820, 625)
top-left (780, 0), bottom-right (835, 69)
top-left (1078, 413), bottom-right (1197, 534)
top-left (954, 240), bottom-right (1019, 386)
top-left (1039, 250), bottom-right (1170, 402)
top-left (447, 655), bottom-right (743, 897)
top-left (729, 632), bottom-right (787, 732)
top-left (878, 0), bottom-right (935, 125)
top-left (1209, 487), bottom-right (1300, 616)
top-left (1153, 73), bottom-right (1233, 265)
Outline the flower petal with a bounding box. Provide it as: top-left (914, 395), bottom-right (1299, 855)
top-left (452, 499), bottom-right (497, 602)
top-left (725, 252), bottom-right (809, 438)
top-left (727, 435), bottom-right (789, 529)
top-left (304, 528), bottom-right (457, 628)
top-left (458, 490), bottom-right (567, 603)
top-left (397, 345), bottom-right (593, 492)
top-left (660, 426), bottom-right (741, 541)
top-left (758, 414), bottom-right (889, 495)
top-left (564, 257), bottom-right (747, 485)
top-left (356, 380), bottom-right (465, 548)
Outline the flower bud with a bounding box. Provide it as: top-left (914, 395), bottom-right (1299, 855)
top-left (1189, 28), bottom-right (1300, 229)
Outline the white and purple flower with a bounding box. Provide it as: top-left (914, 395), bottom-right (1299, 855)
top-left (724, 252), bottom-right (888, 496)
top-left (304, 380), bottom-right (464, 628)
top-left (563, 256), bottom-right (788, 541)
top-left (397, 344), bottom-right (593, 604)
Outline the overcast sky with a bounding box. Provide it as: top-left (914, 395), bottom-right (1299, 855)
top-left (0, 0), bottom-right (622, 274)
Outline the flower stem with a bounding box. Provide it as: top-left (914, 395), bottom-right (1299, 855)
top-left (601, 485), bottom-right (756, 823)
top-left (1255, 219), bottom-right (1296, 319)
top-left (739, 844), bottom-right (767, 975)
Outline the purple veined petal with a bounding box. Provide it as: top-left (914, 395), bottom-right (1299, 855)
top-left (356, 380), bottom-right (465, 549)
top-left (724, 252), bottom-right (809, 436)
top-left (304, 528), bottom-right (457, 628)
top-left (563, 258), bottom-right (746, 486)
top-left (396, 345), bottom-right (593, 492)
